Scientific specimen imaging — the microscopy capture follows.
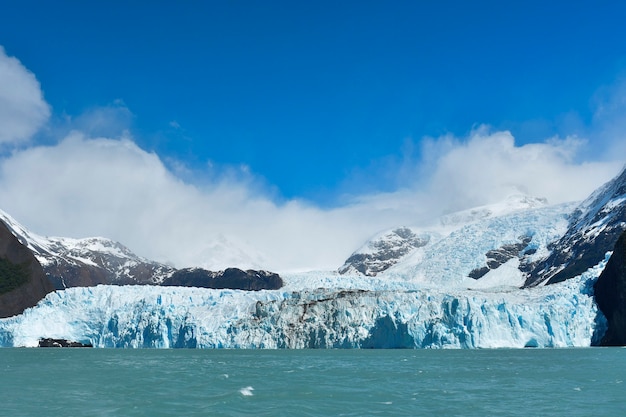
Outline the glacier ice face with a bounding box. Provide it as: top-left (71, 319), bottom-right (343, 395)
top-left (0, 260), bottom-right (606, 348)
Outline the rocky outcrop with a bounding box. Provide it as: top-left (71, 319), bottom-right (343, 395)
top-left (469, 236), bottom-right (533, 279)
top-left (593, 231), bottom-right (626, 346)
top-left (0, 221), bottom-right (54, 318)
top-left (162, 267), bottom-right (283, 291)
top-left (38, 338), bottom-right (93, 347)
top-left (339, 227), bottom-right (431, 276)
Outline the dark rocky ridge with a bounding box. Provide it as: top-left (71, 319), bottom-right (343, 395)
top-left (162, 267), bottom-right (283, 291)
top-left (593, 230), bottom-right (626, 346)
top-left (43, 254), bottom-right (175, 289)
top-left (339, 227), bottom-right (430, 276)
top-left (0, 221), bottom-right (54, 318)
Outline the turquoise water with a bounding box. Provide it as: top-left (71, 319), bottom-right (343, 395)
top-left (1, 348), bottom-right (624, 416)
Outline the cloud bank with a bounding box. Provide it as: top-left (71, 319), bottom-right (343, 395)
top-left (0, 46), bottom-right (50, 145)
top-left (0, 132), bottom-right (425, 270)
top-left (420, 129), bottom-right (618, 213)
top-left (0, 46), bottom-right (623, 272)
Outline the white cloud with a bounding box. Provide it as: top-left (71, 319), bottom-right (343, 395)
top-left (0, 46), bottom-right (50, 145)
top-left (0, 133), bottom-right (422, 271)
top-left (419, 127), bottom-right (620, 213)
top-left (62, 102), bottom-right (133, 138)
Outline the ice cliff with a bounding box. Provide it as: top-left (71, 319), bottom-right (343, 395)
top-left (0, 261), bottom-right (605, 348)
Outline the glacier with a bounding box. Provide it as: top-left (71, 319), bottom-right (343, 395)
top-left (0, 260), bottom-right (607, 348)
top-left (342, 200), bottom-right (576, 287)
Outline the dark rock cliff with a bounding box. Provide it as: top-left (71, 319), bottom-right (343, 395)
top-left (162, 267), bottom-right (283, 291)
top-left (0, 221), bottom-right (54, 318)
top-left (469, 236), bottom-right (533, 279)
top-left (593, 231), bottom-right (626, 346)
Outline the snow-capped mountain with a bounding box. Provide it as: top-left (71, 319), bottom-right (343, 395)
top-left (0, 209), bottom-right (175, 289)
top-left (524, 165), bottom-right (626, 287)
top-left (338, 227), bottom-right (434, 276)
top-left (0, 209), bottom-right (284, 296)
top-left (338, 168), bottom-right (626, 291)
top-left (339, 195), bottom-right (571, 288)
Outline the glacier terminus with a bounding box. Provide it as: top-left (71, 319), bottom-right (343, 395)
top-left (0, 266), bottom-right (605, 349)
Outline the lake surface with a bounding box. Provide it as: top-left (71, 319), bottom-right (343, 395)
top-left (1, 348), bottom-right (624, 416)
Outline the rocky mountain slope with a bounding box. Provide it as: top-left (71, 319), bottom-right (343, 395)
top-left (0, 220), bottom-right (53, 318)
top-left (0, 209), bottom-right (175, 289)
top-left (524, 166), bottom-right (626, 287)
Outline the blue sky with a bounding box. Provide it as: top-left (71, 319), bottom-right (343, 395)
top-left (3, 1), bottom-right (625, 201)
top-left (1, 1), bottom-right (625, 270)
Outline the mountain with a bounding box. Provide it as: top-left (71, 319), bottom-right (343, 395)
top-left (0, 210), bottom-right (175, 289)
top-left (338, 167), bottom-right (626, 292)
top-left (338, 227), bottom-right (434, 276)
top-left (339, 195), bottom-right (571, 288)
top-left (0, 210), bottom-right (282, 297)
top-left (0, 220), bottom-right (53, 318)
top-left (524, 166), bottom-right (626, 287)
top-left (0, 191), bottom-right (612, 347)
